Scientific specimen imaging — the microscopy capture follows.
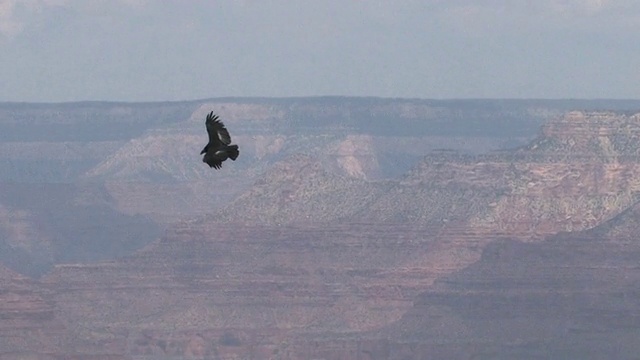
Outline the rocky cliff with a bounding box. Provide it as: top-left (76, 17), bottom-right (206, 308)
top-left (0, 264), bottom-right (66, 357)
top-left (468, 111), bottom-right (640, 236)
top-left (0, 97), bottom-right (579, 277)
top-left (217, 111), bottom-right (640, 239)
top-left (10, 199), bottom-right (640, 358)
top-left (352, 198), bottom-right (640, 359)
top-left (2, 100), bottom-right (640, 358)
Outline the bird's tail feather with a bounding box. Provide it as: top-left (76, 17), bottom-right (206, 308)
top-left (228, 145), bottom-right (239, 161)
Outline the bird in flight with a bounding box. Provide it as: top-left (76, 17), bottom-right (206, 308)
top-left (200, 112), bottom-right (239, 169)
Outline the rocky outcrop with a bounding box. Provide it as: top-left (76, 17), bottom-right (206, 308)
top-left (267, 200), bottom-right (640, 359)
top-left (469, 111), bottom-right (640, 236)
top-left (19, 197), bottom-right (640, 358)
top-left (212, 155), bottom-right (393, 224)
top-left (3, 101), bottom-right (640, 358)
top-left (78, 98), bottom-right (558, 224)
top-left (3, 98), bottom-right (633, 234)
top-left (218, 112), bottom-right (640, 240)
top-left (361, 199), bottom-right (640, 358)
top-left (0, 265), bottom-right (65, 355)
top-left (326, 135), bottom-right (380, 179)
top-left (0, 97), bottom-right (560, 278)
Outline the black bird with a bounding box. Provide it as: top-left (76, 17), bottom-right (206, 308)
top-left (200, 112), bottom-right (239, 169)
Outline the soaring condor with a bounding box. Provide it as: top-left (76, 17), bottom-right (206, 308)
top-left (200, 112), bottom-right (239, 169)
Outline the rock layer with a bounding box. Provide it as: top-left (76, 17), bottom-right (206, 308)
top-left (2, 103), bottom-right (640, 358)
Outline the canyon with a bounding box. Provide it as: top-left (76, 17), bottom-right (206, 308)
top-left (2, 98), bottom-right (640, 358)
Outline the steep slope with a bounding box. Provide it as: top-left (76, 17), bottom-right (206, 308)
top-left (0, 97), bottom-right (566, 278)
top-left (5, 98), bottom-right (635, 229)
top-left (32, 198), bottom-right (640, 358)
top-left (40, 221), bottom-right (453, 356)
top-left (218, 111), bottom-right (640, 241)
top-left (360, 199), bottom-right (640, 359)
top-left (213, 154), bottom-right (392, 224)
top-left (469, 111), bottom-right (640, 235)
top-left (4, 100), bottom-right (640, 358)
top-left (81, 98), bottom-right (550, 223)
top-left (212, 150), bottom-right (509, 226)
top-left (0, 265), bottom-right (66, 356)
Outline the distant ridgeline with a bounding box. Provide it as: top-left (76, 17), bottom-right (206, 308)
top-left (1, 97), bottom-right (640, 183)
top-left (2, 97), bottom-right (640, 141)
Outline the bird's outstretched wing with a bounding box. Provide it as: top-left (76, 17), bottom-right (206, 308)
top-left (205, 112), bottom-right (232, 146)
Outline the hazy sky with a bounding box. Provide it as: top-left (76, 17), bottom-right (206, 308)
top-left (1, 0), bottom-right (639, 102)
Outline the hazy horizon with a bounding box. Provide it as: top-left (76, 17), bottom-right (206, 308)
top-left (1, 0), bottom-right (639, 102)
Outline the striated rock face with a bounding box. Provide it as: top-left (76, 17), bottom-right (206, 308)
top-left (359, 200), bottom-right (640, 359)
top-left (0, 264), bottom-right (66, 356)
top-left (0, 97), bottom-right (563, 305)
top-left (213, 154), bottom-right (393, 224)
top-left (469, 111), bottom-right (640, 236)
top-left (212, 151), bottom-right (505, 226)
top-left (1, 98), bottom-right (634, 231)
top-left (219, 112), bottom-right (640, 240)
top-left (268, 200), bottom-right (640, 359)
top-left (43, 222), bottom-right (448, 333)
top-left (16, 201), bottom-right (640, 359)
top-left (29, 217), bottom-right (513, 358)
top-left (3, 101), bottom-right (640, 358)
top-left (77, 98), bottom-right (556, 224)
